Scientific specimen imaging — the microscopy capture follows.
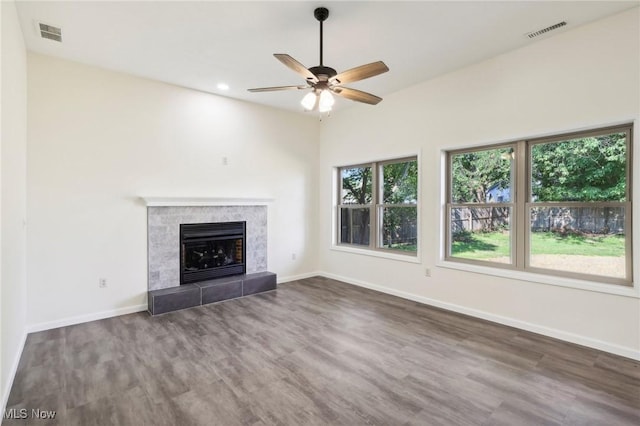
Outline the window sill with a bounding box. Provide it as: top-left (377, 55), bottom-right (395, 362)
top-left (436, 260), bottom-right (638, 298)
top-left (331, 245), bottom-right (421, 264)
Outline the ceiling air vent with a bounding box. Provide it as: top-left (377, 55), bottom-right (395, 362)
top-left (38, 23), bottom-right (62, 42)
top-left (526, 21), bottom-right (567, 39)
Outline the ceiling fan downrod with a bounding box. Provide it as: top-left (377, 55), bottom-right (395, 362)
top-left (314, 7), bottom-right (329, 67)
top-left (308, 7), bottom-right (336, 83)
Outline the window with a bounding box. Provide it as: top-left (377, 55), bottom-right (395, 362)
top-left (446, 124), bottom-right (632, 286)
top-left (338, 157), bottom-right (418, 255)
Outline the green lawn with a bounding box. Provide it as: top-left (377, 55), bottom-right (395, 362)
top-left (388, 243), bottom-right (418, 252)
top-left (452, 231), bottom-right (625, 260)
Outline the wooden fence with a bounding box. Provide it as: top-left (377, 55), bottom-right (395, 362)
top-left (452, 206), bottom-right (625, 235)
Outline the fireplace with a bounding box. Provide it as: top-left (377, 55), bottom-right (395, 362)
top-left (180, 221), bottom-right (246, 284)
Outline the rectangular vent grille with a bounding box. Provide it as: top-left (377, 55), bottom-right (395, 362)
top-left (39, 23), bottom-right (62, 42)
top-left (526, 21), bottom-right (567, 39)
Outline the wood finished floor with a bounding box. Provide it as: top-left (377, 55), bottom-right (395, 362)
top-left (4, 277), bottom-right (640, 425)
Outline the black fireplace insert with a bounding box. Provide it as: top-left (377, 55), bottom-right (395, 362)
top-left (180, 221), bottom-right (246, 284)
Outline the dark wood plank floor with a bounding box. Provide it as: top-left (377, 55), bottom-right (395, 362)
top-left (4, 277), bottom-right (640, 425)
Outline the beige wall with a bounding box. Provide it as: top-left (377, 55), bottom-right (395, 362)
top-left (27, 53), bottom-right (319, 328)
top-left (318, 8), bottom-right (640, 358)
top-left (1, 0), bottom-right (29, 410)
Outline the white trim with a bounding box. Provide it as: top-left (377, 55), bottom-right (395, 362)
top-left (317, 271), bottom-right (640, 361)
top-left (333, 151), bottom-right (421, 169)
top-left (331, 152), bottom-right (422, 263)
top-left (27, 304), bottom-right (148, 333)
top-left (277, 271), bottom-right (321, 284)
top-left (439, 118), bottom-right (638, 296)
top-left (436, 260), bottom-right (639, 298)
top-left (330, 245), bottom-right (421, 263)
top-left (2, 331), bottom-right (27, 414)
top-left (438, 118), bottom-right (637, 152)
top-left (140, 196), bottom-right (275, 207)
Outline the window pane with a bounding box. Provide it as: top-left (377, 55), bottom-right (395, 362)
top-left (340, 208), bottom-right (370, 246)
top-left (531, 132), bottom-right (627, 202)
top-left (380, 207), bottom-right (417, 252)
top-left (450, 207), bottom-right (512, 264)
top-left (451, 147), bottom-right (513, 203)
top-left (382, 160), bottom-right (418, 204)
top-left (341, 166), bottom-right (372, 204)
top-left (529, 206), bottom-right (626, 279)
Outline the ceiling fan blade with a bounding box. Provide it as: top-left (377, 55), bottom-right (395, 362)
top-left (330, 61), bottom-right (389, 84)
top-left (248, 85), bottom-right (308, 92)
top-left (274, 54), bottom-right (319, 83)
top-left (331, 87), bottom-right (382, 105)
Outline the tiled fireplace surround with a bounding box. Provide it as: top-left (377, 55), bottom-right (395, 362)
top-left (145, 200), bottom-right (276, 314)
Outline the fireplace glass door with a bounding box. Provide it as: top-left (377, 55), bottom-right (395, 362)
top-left (180, 222), bottom-right (246, 284)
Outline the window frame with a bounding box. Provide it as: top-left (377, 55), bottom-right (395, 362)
top-left (445, 142), bottom-right (518, 271)
top-left (337, 162), bottom-right (375, 248)
top-left (444, 124), bottom-right (633, 287)
top-left (337, 156), bottom-right (418, 256)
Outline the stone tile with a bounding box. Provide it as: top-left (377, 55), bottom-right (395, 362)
top-left (242, 272), bottom-right (276, 296)
top-left (64, 336), bottom-right (126, 371)
top-left (64, 356), bottom-right (141, 409)
top-left (196, 278), bottom-right (243, 305)
top-left (5, 278), bottom-right (640, 425)
top-left (66, 385), bottom-right (179, 426)
top-left (170, 380), bottom-right (260, 426)
top-left (4, 391), bottom-right (66, 426)
top-left (7, 363), bottom-right (64, 407)
top-left (147, 206), bottom-right (268, 291)
top-left (24, 327), bottom-right (65, 345)
top-left (149, 284), bottom-right (200, 314)
top-left (16, 337), bottom-right (65, 371)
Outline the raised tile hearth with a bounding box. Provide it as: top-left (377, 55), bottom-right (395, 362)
top-left (148, 272), bottom-right (277, 315)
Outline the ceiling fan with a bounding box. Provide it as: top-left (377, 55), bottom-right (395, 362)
top-left (248, 7), bottom-right (389, 112)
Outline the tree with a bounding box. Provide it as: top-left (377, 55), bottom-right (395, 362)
top-left (341, 167), bottom-right (372, 245)
top-left (382, 161), bottom-right (417, 204)
top-left (341, 167), bottom-right (372, 205)
top-left (381, 161), bottom-right (418, 249)
top-left (451, 148), bottom-right (512, 233)
top-left (531, 133), bottom-right (626, 202)
top-left (340, 161), bottom-right (418, 249)
top-left (451, 148), bottom-right (512, 204)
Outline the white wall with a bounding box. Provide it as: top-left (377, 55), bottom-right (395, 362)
top-left (319, 8), bottom-right (640, 358)
top-left (27, 53), bottom-right (319, 328)
top-left (1, 0), bottom-right (28, 410)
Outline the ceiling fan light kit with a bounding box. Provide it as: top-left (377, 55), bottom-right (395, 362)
top-left (301, 92), bottom-right (318, 110)
top-left (248, 7), bottom-right (389, 113)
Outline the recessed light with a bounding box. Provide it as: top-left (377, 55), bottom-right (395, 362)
top-left (217, 83), bottom-right (230, 91)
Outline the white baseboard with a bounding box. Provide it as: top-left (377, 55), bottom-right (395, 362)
top-left (25, 272), bottom-right (321, 333)
top-left (27, 304), bottom-right (148, 334)
top-left (318, 271), bottom-right (640, 361)
top-left (277, 271), bottom-right (321, 284)
top-left (2, 330), bottom-right (27, 415)
top-left (20, 272), bottom-right (640, 361)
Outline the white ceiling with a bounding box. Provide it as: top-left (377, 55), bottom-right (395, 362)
top-left (15, 1), bottom-right (639, 114)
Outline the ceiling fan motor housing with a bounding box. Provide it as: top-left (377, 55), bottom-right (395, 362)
top-left (309, 65), bottom-right (337, 81)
